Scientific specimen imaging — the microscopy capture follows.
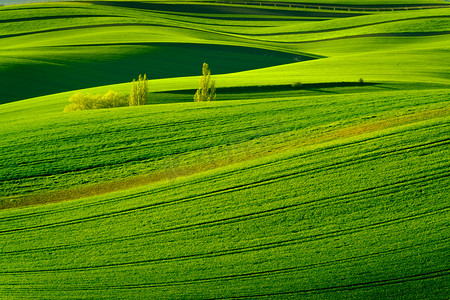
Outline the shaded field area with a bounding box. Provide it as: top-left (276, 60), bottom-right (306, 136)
top-left (88, 1), bottom-right (363, 17)
top-left (223, 0), bottom-right (450, 10)
top-left (148, 81), bottom-right (378, 103)
top-left (0, 0), bottom-right (448, 104)
top-left (0, 43), bottom-right (309, 104)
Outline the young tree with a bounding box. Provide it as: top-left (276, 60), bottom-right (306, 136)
top-left (129, 74), bottom-right (148, 106)
top-left (129, 79), bottom-right (138, 106)
top-left (194, 63), bottom-right (216, 102)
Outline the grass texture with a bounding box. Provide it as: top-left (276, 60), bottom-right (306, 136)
top-left (0, 1), bottom-right (449, 299)
top-left (0, 92), bottom-right (449, 298)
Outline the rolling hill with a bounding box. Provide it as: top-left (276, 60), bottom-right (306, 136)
top-left (0, 0), bottom-right (449, 299)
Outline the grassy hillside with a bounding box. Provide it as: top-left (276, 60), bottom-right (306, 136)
top-left (0, 91), bottom-right (449, 298)
top-left (0, 89), bottom-right (449, 206)
top-left (0, 0), bottom-right (449, 299)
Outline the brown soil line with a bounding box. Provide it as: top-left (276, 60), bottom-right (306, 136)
top-left (298, 107), bottom-right (450, 147)
top-left (1, 106), bottom-right (448, 210)
top-left (0, 161), bottom-right (230, 210)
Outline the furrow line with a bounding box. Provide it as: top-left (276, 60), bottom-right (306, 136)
top-left (1, 207), bottom-right (447, 274)
top-left (265, 31), bottom-right (450, 44)
top-left (238, 16), bottom-right (450, 36)
top-left (0, 139), bottom-right (447, 235)
top-left (0, 129), bottom-right (388, 220)
top-left (0, 14), bottom-right (120, 24)
top-left (2, 170), bottom-right (447, 256)
top-left (213, 269), bottom-right (450, 299)
top-left (1, 119), bottom-right (279, 182)
top-left (2, 123), bottom-right (446, 221)
top-left (3, 239), bottom-right (447, 290)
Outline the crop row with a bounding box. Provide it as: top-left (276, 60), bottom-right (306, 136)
top-left (0, 113), bottom-right (448, 298)
top-left (1, 89), bottom-right (448, 202)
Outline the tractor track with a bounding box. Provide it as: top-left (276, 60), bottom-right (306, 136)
top-left (2, 239), bottom-right (447, 290)
top-left (0, 206), bottom-right (447, 274)
top-left (212, 269), bottom-right (450, 299)
top-left (0, 121), bottom-right (447, 220)
top-left (1, 170), bottom-right (448, 258)
top-left (0, 138), bottom-right (448, 235)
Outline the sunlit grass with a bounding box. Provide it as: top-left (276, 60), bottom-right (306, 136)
top-left (0, 1), bottom-right (449, 298)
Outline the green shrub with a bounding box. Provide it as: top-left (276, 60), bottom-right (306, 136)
top-left (64, 90), bottom-right (128, 112)
top-left (291, 82), bottom-right (302, 89)
top-left (98, 90), bottom-right (129, 108)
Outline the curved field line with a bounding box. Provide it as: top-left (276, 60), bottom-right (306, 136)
top-left (0, 15), bottom-right (120, 24)
top-left (214, 269), bottom-right (450, 299)
top-left (1, 108), bottom-right (448, 211)
top-left (1, 126), bottom-right (447, 229)
top-left (0, 23), bottom-right (207, 40)
top-left (239, 16), bottom-right (450, 36)
top-left (1, 120), bottom-right (280, 182)
top-left (0, 138), bottom-right (447, 235)
top-left (0, 129), bottom-right (394, 217)
top-left (259, 31), bottom-right (450, 44)
top-left (3, 238), bottom-right (447, 290)
top-left (1, 170), bottom-right (448, 257)
top-left (0, 6), bottom-right (94, 12)
top-left (88, 1), bottom-right (361, 18)
top-left (1, 207), bottom-right (447, 274)
top-left (213, 1), bottom-right (450, 11)
top-left (3, 22), bottom-right (448, 47)
top-left (1, 169), bottom-right (447, 253)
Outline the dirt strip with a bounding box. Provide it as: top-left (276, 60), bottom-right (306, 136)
top-left (1, 106), bottom-right (448, 210)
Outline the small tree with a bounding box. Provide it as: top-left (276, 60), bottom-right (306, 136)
top-left (194, 63), bottom-right (216, 102)
top-left (129, 79), bottom-right (138, 106)
top-left (130, 74), bottom-right (148, 106)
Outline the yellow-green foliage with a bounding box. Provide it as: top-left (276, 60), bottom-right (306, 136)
top-left (129, 74), bottom-right (148, 106)
top-left (64, 90), bottom-right (128, 112)
top-left (194, 63), bottom-right (216, 102)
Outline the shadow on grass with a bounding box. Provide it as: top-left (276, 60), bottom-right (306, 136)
top-left (165, 82), bottom-right (378, 95)
top-left (88, 1), bottom-right (360, 18)
top-left (147, 82), bottom-right (378, 104)
top-left (0, 43), bottom-right (316, 104)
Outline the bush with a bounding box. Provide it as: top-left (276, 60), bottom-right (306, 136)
top-left (64, 93), bottom-right (99, 112)
top-left (291, 81), bottom-right (302, 89)
top-left (359, 78), bottom-right (364, 84)
top-left (97, 90), bottom-right (129, 108)
top-left (64, 90), bottom-right (128, 112)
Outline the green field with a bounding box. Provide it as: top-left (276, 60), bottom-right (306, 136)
top-left (0, 0), bottom-right (449, 298)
